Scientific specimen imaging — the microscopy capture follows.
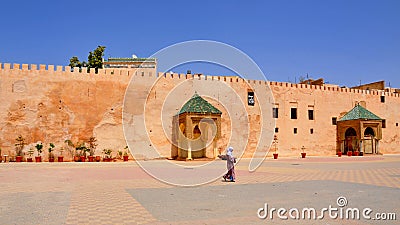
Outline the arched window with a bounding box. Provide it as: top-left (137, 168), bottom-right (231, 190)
top-left (345, 127), bottom-right (357, 137)
top-left (193, 125), bottom-right (201, 139)
top-left (364, 127), bottom-right (375, 137)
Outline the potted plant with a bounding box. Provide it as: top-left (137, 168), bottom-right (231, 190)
top-left (88, 136), bottom-right (97, 162)
top-left (123, 152), bottom-right (129, 161)
top-left (76, 143), bottom-right (88, 162)
top-left (64, 140), bottom-right (89, 162)
top-left (35, 142), bottom-right (43, 162)
top-left (48, 143), bottom-right (55, 162)
top-left (27, 147), bottom-right (34, 162)
top-left (58, 147), bottom-right (64, 162)
top-left (347, 143), bottom-right (353, 156)
top-left (74, 152), bottom-right (80, 162)
top-left (353, 142), bottom-right (360, 156)
top-left (15, 135), bottom-right (26, 162)
top-left (301, 146), bottom-right (306, 158)
top-left (102, 149), bottom-right (112, 162)
top-left (118, 150), bottom-right (123, 160)
top-left (88, 154), bottom-right (94, 162)
top-left (337, 151), bottom-right (342, 157)
top-left (272, 135), bottom-right (278, 159)
top-left (123, 146), bottom-right (129, 162)
top-left (66, 141), bottom-right (86, 162)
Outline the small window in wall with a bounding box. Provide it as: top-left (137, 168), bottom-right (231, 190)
top-left (381, 96), bottom-right (385, 103)
top-left (294, 128), bottom-right (298, 134)
top-left (396, 123), bottom-right (398, 127)
top-left (275, 127), bottom-right (279, 133)
top-left (332, 117), bottom-right (337, 125)
top-left (248, 91), bottom-right (255, 106)
top-left (382, 119), bottom-right (386, 128)
top-left (291, 108), bottom-right (297, 119)
top-left (273, 108), bottom-right (279, 118)
top-left (308, 110), bottom-right (314, 120)
top-left (310, 128), bottom-right (314, 134)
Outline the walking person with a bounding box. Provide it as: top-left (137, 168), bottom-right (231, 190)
top-left (223, 146), bottom-right (236, 182)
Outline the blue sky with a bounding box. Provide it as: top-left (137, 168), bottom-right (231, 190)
top-left (0, 0), bottom-right (399, 87)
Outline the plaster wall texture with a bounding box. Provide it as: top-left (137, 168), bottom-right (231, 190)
top-left (0, 63), bottom-right (399, 160)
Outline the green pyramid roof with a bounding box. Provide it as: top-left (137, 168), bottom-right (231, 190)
top-left (178, 93), bottom-right (222, 115)
top-left (339, 104), bottom-right (382, 121)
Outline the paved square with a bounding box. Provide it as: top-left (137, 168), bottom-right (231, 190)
top-left (0, 155), bottom-right (399, 224)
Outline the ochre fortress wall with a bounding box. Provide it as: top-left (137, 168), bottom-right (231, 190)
top-left (0, 63), bottom-right (399, 160)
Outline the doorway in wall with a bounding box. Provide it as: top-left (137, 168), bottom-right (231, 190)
top-left (344, 127), bottom-right (357, 154)
top-left (363, 127), bottom-right (376, 154)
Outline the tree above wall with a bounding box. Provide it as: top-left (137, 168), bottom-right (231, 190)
top-left (68, 45), bottom-right (106, 73)
top-left (88, 46), bottom-right (105, 73)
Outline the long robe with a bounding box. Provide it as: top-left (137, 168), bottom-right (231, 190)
top-left (224, 150), bottom-right (235, 181)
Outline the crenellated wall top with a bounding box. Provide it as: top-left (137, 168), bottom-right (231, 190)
top-left (1, 62), bottom-right (398, 98)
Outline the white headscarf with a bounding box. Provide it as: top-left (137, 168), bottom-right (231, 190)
top-left (227, 146), bottom-right (233, 156)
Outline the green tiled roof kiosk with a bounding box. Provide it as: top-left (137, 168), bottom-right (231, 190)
top-left (337, 104), bottom-right (383, 155)
top-left (171, 94), bottom-right (222, 160)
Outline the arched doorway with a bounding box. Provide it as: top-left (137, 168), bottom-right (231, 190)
top-left (344, 127), bottom-right (357, 154)
top-left (192, 125), bottom-right (205, 158)
top-left (364, 127), bottom-right (376, 154)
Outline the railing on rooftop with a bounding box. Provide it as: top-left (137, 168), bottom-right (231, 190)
top-left (105, 58), bottom-right (157, 62)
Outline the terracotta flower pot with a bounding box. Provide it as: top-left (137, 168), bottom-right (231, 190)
top-left (273, 153), bottom-right (278, 159)
top-left (88, 156), bottom-right (94, 162)
top-left (49, 157), bottom-right (55, 162)
top-left (35, 156), bottom-right (42, 162)
top-left (347, 151), bottom-right (352, 156)
top-left (301, 152), bottom-right (306, 158)
top-left (58, 156), bottom-right (63, 162)
top-left (104, 157), bottom-right (111, 162)
top-left (16, 156), bottom-right (23, 162)
top-left (337, 152), bottom-right (342, 157)
top-left (74, 156), bottom-right (80, 162)
top-left (123, 155), bottom-right (129, 161)
top-left (354, 151), bottom-right (359, 156)
top-left (80, 156), bottom-right (86, 162)
top-left (95, 156), bottom-right (101, 162)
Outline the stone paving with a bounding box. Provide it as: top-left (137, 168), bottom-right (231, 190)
top-left (0, 155), bottom-right (399, 224)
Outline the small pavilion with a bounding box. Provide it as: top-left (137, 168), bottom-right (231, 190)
top-left (171, 93), bottom-right (222, 160)
top-left (336, 104), bottom-right (383, 155)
